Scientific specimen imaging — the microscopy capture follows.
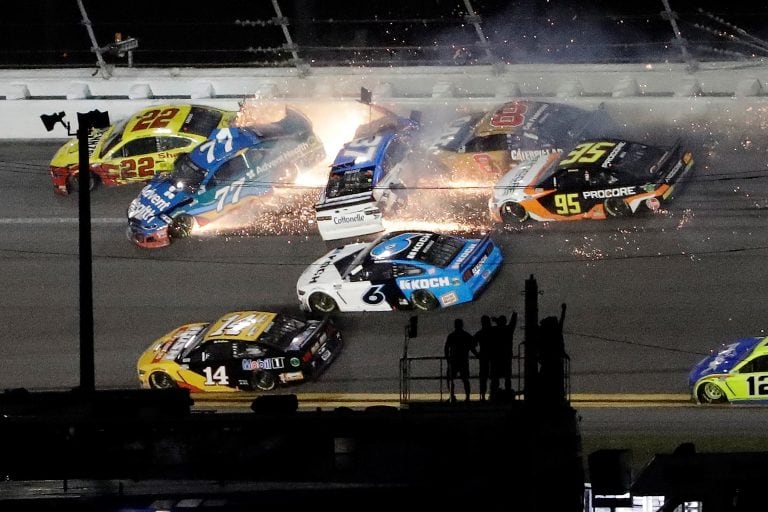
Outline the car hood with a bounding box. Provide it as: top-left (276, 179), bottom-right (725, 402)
top-left (128, 177), bottom-right (194, 225)
top-left (49, 127), bottom-right (110, 167)
top-left (492, 153), bottom-right (558, 203)
top-left (688, 337), bottom-right (763, 383)
top-left (297, 243), bottom-right (367, 287)
top-left (138, 322), bottom-right (208, 367)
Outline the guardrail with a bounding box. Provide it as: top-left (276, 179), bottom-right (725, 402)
top-left (2, 61), bottom-right (768, 139)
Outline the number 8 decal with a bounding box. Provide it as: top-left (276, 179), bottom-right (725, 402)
top-left (363, 285), bottom-right (386, 304)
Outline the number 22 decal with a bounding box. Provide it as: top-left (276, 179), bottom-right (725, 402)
top-left (362, 285), bottom-right (386, 304)
top-left (133, 108), bottom-right (180, 131)
top-left (203, 365), bottom-right (229, 386)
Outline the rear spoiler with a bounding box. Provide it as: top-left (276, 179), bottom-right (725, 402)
top-left (458, 233), bottom-right (493, 272)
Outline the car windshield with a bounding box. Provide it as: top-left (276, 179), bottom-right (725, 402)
top-left (181, 106), bottom-right (224, 137)
top-left (325, 166), bottom-right (375, 198)
top-left (179, 326), bottom-right (208, 359)
top-left (535, 105), bottom-right (588, 142)
top-left (417, 234), bottom-right (465, 267)
top-left (255, 314), bottom-right (307, 351)
top-left (99, 118), bottom-right (129, 158)
top-left (169, 153), bottom-right (207, 193)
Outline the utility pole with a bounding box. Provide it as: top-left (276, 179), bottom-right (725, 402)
top-left (661, 0), bottom-right (698, 72)
top-left (76, 112), bottom-right (95, 394)
top-left (76, 0), bottom-right (110, 78)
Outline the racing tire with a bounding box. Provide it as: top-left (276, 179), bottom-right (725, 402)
top-left (168, 214), bottom-right (195, 240)
top-left (308, 292), bottom-right (338, 314)
top-left (500, 202), bottom-right (529, 224)
top-left (67, 172), bottom-right (97, 194)
top-left (148, 372), bottom-right (178, 390)
top-left (251, 371), bottom-right (277, 392)
top-left (604, 197), bottom-right (631, 218)
top-left (698, 382), bottom-right (728, 404)
top-left (411, 290), bottom-right (440, 311)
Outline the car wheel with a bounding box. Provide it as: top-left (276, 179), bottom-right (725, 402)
top-left (148, 371), bottom-right (178, 389)
top-left (411, 290), bottom-right (440, 311)
top-left (308, 292), bottom-right (338, 313)
top-left (251, 371), bottom-right (277, 391)
top-left (67, 172), bottom-right (97, 194)
top-left (604, 197), bottom-right (630, 217)
top-left (698, 382), bottom-right (728, 404)
top-left (500, 202), bottom-right (528, 223)
top-left (168, 214), bottom-right (195, 240)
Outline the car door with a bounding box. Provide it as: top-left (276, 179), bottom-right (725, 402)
top-left (727, 354), bottom-right (768, 401)
top-left (339, 262), bottom-right (400, 311)
top-left (185, 339), bottom-right (240, 390)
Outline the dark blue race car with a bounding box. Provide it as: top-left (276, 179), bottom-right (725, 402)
top-left (127, 107), bottom-right (326, 248)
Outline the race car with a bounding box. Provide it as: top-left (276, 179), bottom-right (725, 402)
top-left (315, 104), bottom-right (421, 241)
top-left (689, 336), bottom-right (768, 405)
top-left (296, 230), bottom-right (503, 313)
top-left (488, 138), bottom-right (694, 223)
top-left (127, 107), bottom-right (326, 248)
top-left (137, 310), bottom-right (343, 392)
top-left (48, 104), bottom-right (237, 195)
top-left (426, 100), bottom-right (614, 187)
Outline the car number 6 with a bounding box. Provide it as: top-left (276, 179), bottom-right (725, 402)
top-left (362, 285), bottom-right (386, 304)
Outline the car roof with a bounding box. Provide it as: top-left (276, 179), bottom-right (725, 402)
top-left (473, 100), bottom-right (585, 137)
top-left (331, 129), bottom-right (396, 172)
top-left (202, 310), bottom-right (278, 343)
top-left (188, 127), bottom-right (263, 167)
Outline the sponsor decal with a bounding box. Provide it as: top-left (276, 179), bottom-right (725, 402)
top-left (371, 234), bottom-right (415, 259)
top-left (440, 291), bottom-right (459, 306)
top-left (140, 187), bottom-right (172, 211)
top-left (247, 141), bottom-right (312, 179)
top-left (401, 276), bottom-right (451, 290)
top-left (242, 357), bottom-right (285, 371)
top-left (510, 148), bottom-right (560, 161)
top-left (451, 243), bottom-right (476, 269)
top-left (282, 371), bottom-right (305, 382)
top-left (309, 253), bottom-right (337, 284)
top-left (127, 199), bottom-right (157, 222)
top-left (406, 234), bottom-right (432, 259)
top-left (290, 357), bottom-right (301, 367)
top-left (582, 186), bottom-right (636, 199)
top-left (601, 142), bottom-right (626, 168)
top-left (333, 212), bottom-right (366, 224)
top-left (470, 254), bottom-right (488, 277)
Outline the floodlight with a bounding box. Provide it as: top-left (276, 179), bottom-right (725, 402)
top-left (40, 112), bottom-right (69, 133)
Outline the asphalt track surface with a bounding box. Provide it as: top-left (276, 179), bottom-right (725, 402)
top-left (3, 101), bottom-right (768, 451)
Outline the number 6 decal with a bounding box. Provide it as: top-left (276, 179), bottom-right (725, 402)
top-left (362, 285), bottom-right (386, 304)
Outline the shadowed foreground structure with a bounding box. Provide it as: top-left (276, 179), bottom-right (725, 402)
top-left (0, 388), bottom-right (583, 511)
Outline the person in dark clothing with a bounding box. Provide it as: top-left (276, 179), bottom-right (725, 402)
top-left (491, 312), bottom-right (518, 400)
top-left (474, 315), bottom-right (495, 401)
top-left (444, 318), bottom-right (478, 402)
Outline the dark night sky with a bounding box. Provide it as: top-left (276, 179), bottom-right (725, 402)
top-left (1, 1), bottom-right (766, 67)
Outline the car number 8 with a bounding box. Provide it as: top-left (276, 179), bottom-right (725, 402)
top-left (362, 285), bottom-right (386, 304)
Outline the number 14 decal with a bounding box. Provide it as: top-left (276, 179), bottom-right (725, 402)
top-left (203, 365), bottom-right (229, 386)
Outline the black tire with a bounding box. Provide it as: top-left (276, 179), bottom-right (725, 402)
top-left (697, 382), bottom-right (728, 404)
top-left (500, 202), bottom-right (528, 223)
top-left (308, 292), bottom-right (338, 313)
top-left (67, 172), bottom-right (97, 194)
top-left (604, 197), bottom-right (631, 217)
top-left (411, 290), bottom-right (440, 311)
top-left (168, 214), bottom-right (195, 240)
top-left (148, 372), bottom-right (178, 389)
top-left (251, 371), bottom-right (277, 391)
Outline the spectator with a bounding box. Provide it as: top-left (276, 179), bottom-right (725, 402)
top-left (492, 312), bottom-right (518, 401)
top-left (474, 315), bottom-right (495, 401)
top-left (444, 318), bottom-right (478, 403)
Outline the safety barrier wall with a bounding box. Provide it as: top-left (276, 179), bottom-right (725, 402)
top-left (2, 61), bottom-right (768, 139)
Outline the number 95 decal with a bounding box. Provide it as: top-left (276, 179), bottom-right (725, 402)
top-left (554, 193), bottom-right (581, 215)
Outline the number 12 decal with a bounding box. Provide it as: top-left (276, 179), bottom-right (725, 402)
top-left (747, 375), bottom-right (768, 395)
top-left (203, 365), bottom-right (229, 386)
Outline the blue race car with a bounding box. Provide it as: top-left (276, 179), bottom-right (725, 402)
top-left (689, 336), bottom-right (768, 405)
top-left (296, 230), bottom-right (503, 312)
top-left (314, 103), bottom-right (421, 241)
top-left (126, 107), bottom-right (326, 248)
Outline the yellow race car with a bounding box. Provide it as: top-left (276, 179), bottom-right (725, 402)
top-left (137, 310), bottom-right (343, 392)
top-left (48, 103), bottom-right (237, 195)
